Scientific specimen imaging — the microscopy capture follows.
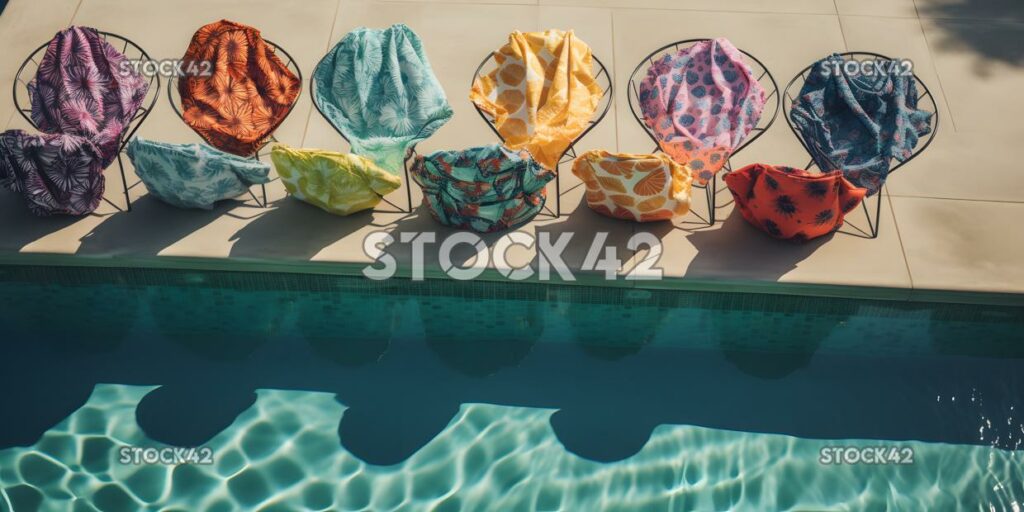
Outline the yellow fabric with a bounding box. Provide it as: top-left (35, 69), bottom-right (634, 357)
top-left (470, 29), bottom-right (603, 171)
top-left (571, 150), bottom-right (692, 222)
top-left (270, 144), bottom-right (401, 216)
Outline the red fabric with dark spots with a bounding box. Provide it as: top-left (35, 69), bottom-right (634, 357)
top-left (724, 163), bottom-right (867, 242)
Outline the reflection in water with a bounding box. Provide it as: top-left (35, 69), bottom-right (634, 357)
top-left (566, 295), bottom-right (668, 360)
top-left (714, 302), bottom-right (855, 379)
top-left (147, 282), bottom-right (288, 361)
top-left (0, 280), bottom-right (141, 354)
top-left (300, 292), bottom-right (398, 366)
top-left (929, 305), bottom-right (1024, 359)
top-left (421, 294), bottom-right (543, 378)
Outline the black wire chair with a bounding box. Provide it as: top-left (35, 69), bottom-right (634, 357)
top-left (309, 60), bottom-right (418, 214)
top-left (783, 51), bottom-right (939, 239)
top-left (471, 50), bottom-right (614, 218)
top-left (627, 39), bottom-right (780, 226)
top-left (167, 39), bottom-right (302, 208)
top-left (12, 32), bottom-right (161, 213)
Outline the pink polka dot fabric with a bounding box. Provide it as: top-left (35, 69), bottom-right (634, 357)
top-left (638, 38), bottom-right (765, 185)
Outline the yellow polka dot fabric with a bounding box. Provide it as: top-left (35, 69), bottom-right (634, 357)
top-left (571, 150), bottom-right (693, 222)
top-left (470, 30), bottom-right (604, 171)
top-left (270, 144), bottom-right (401, 216)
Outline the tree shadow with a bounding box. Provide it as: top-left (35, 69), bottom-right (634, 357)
top-left (916, 0), bottom-right (1024, 76)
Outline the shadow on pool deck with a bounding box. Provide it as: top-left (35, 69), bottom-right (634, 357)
top-left (228, 198), bottom-right (391, 262)
top-left (0, 193), bottom-right (81, 252)
top-left (76, 195), bottom-right (239, 257)
top-left (917, 0), bottom-right (1024, 75)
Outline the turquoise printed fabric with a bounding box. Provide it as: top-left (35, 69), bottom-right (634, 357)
top-left (127, 138), bottom-right (271, 210)
top-left (411, 144), bottom-right (553, 233)
top-left (313, 24), bottom-right (453, 174)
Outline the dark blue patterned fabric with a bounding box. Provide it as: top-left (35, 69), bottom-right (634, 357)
top-left (789, 54), bottom-right (933, 196)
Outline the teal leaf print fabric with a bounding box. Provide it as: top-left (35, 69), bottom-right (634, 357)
top-left (410, 144), bottom-right (553, 233)
top-left (127, 137), bottom-right (271, 210)
top-left (313, 24), bottom-right (453, 174)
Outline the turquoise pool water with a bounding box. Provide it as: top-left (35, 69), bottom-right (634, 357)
top-left (0, 265), bottom-right (1022, 510)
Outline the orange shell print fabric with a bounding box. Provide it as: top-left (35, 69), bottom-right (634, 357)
top-left (724, 163), bottom-right (867, 242)
top-left (178, 20), bottom-right (301, 157)
top-left (470, 30), bottom-right (604, 171)
top-left (572, 150), bottom-right (692, 222)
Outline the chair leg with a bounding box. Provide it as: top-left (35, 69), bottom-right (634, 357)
top-left (404, 158), bottom-right (414, 214)
top-left (868, 187), bottom-right (884, 239)
top-left (708, 174), bottom-right (717, 225)
top-left (117, 152), bottom-right (132, 212)
top-left (555, 170), bottom-right (562, 217)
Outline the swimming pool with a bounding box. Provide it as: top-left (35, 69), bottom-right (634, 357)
top-left (0, 264), bottom-right (1022, 510)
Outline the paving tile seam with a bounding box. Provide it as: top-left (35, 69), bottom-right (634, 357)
top-left (887, 194), bottom-right (1024, 205)
top-left (911, 9), bottom-right (960, 132)
top-left (597, 5), bottom-right (841, 16)
top-left (376, 0), bottom-right (540, 5)
top-left (833, 13), bottom-right (919, 20)
top-left (885, 192), bottom-right (917, 293)
top-left (298, 0), bottom-right (345, 148)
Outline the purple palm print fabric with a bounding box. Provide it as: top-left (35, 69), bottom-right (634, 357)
top-left (0, 26), bottom-right (149, 215)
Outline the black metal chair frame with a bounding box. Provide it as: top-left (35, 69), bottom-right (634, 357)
top-left (13, 32), bottom-right (161, 213)
top-left (309, 62), bottom-right (418, 215)
top-left (782, 51), bottom-right (940, 239)
top-left (168, 39), bottom-right (302, 208)
top-left (471, 50), bottom-right (614, 218)
top-left (627, 39), bottom-right (780, 226)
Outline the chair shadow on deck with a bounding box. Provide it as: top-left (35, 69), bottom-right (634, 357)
top-left (76, 194), bottom-right (242, 257)
top-left (0, 193), bottom-right (83, 253)
top-left (228, 198), bottom-right (398, 263)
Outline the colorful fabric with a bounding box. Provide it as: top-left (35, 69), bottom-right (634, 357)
top-left (126, 137), bottom-right (270, 210)
top-left (0, 26), bottom-right (149, 216)
top-left (313, 24), bottom-right (452, 174)
top-left (638, 38), bottom-right (765, 185)
top-left (724, 163), bottom-right (867, 242)
top-left (470, 29), bottom-right (603, 171)
top-left (271, 144), bottom-right (401, 216)
top-left (789, 53), bottom-right (933, 195)
top-left (178, 20), bottom-right (300, 157)
top-left (571, 150), bottom-right (692, 222)
top-left (410, 144), bottom-right (553, 232)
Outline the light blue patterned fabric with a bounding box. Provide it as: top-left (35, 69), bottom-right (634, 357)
top-left (313, 24), bottom-right (453, 174)
top-left (789, 54), bottom-right (933, 196)
top-left (126, 138), bottom-right (271, 210)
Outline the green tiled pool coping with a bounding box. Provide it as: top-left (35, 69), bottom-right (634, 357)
top-left (2, 251), bottom-right (1022, 308)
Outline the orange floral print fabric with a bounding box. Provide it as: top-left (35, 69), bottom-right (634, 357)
top-left (724, 163), bottom-right (867, 242)
top-left (178, 20), bottom-right (301, 157)
top-left (571, 150), bottom-right (692, 222)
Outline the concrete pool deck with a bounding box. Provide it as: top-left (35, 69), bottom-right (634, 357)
top-left (0, 0), bottom-right (1022, 305)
